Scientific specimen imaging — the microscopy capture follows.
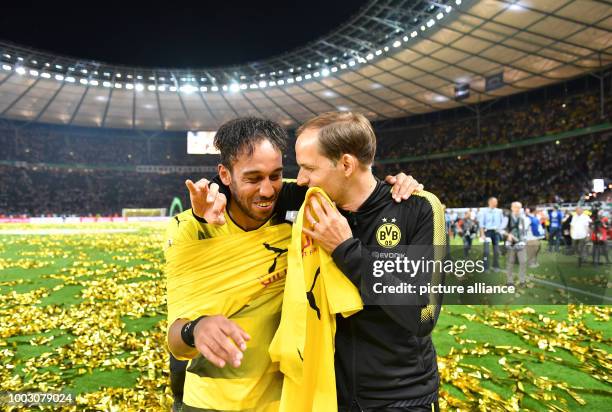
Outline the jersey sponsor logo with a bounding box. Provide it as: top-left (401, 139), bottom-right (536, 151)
top-left (376, 217), bottom-right (401, 248)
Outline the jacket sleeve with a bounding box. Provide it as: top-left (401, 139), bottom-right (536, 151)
top-left (331, 198), bottom-right (442, 336)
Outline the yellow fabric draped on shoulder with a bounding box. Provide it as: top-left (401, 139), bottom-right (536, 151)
top-left (269, 187), bottom-right (363, 412)
top-left (165, 223), bottom-right (291, 411)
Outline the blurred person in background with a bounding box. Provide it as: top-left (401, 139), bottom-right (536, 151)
top-left (504, 202), bottom-right (530, 287)
top-left (460, 210), bottom-right (478, 258)
top-left (591, 207), bottom-right (610, 265)
top-left (548, 205), bottom-right (564, 252)
top-left (571, 206), bottom-right (591, 267)
top-left (478, 197), bottom-right (504, 272)
top-left (525, 207), bottom-right (545, 268)
top-left (562, 210), bottom-right (573, 254)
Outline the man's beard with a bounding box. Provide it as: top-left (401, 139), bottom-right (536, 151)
top-left (231, 183), bottom-right (275, 223)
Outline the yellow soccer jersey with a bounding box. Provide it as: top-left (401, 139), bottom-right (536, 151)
top-left (165, 208), bottom-right (288, 411)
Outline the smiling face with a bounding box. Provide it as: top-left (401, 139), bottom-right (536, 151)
top-left (219, 139), bottom-right (283, 229)
top-left (295, 128), bottom-right (346, 202)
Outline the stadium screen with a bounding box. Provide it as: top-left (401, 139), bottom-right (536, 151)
top-left (187, 131), bottom-right (219, 154)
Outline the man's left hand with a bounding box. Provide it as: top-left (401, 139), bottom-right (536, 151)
top-left (302, 194), bottom-right (352, 254)
top-left (384, 173), bottom-right (424, 202)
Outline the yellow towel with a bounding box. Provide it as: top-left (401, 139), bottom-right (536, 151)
top-left (269, 187), bottom-right (363, 412)
top-left (165, 223), bottom-right (291, 411)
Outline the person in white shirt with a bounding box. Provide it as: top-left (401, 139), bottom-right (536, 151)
top-left (570, 206), bottom-right (591, 266)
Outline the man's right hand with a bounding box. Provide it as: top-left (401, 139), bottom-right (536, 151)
top-left (186, 178), bottom-right (227, 225)
top-left (193, 315), bottom-right (251, 368)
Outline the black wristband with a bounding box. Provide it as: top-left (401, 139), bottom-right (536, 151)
top-left (180, 315), bottom-right (207, 348)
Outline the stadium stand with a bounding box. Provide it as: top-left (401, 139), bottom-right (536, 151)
top-left (0, 75), bottom-right (610, 216)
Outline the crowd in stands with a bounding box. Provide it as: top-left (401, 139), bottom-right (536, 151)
top-left (0, 75), bottom-right (610, 216)
top-left (376, 132), bottom-right (611, 207)
top-left (0, 165), bottom-right (191, 216)
top-left (376, 90), bottom-right (610, 159)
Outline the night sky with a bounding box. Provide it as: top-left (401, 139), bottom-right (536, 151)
top-left (0, 1), bottom-right (369, 68)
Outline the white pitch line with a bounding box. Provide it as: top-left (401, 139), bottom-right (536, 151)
top-left (530, 276), bottom-right (612, 303)
top-left (0, 229), bottom-right (138, 235)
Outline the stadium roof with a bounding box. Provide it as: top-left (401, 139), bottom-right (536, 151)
top-left (0, 0), bottom-right (610, 131)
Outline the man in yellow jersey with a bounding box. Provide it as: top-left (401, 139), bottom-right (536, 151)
top-left (165, 116), bottom-right (423, 411)
top-left (295, 112), bottom-right (445, 411)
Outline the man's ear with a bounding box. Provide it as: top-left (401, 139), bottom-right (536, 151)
top-left (219, 164), bottom-right (232, 186)
top-left (340, 154), bottom-right (357, 177)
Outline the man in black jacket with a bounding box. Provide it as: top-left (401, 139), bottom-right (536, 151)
top-left (298, 111), bottom-right (446, 412)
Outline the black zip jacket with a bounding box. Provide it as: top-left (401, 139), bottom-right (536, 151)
top-left (331, 179), bottom-right (446, 410)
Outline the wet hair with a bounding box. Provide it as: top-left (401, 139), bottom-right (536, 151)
top-left (214, 117), bottom-right (288, 169)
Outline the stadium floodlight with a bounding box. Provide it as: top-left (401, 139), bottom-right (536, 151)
top-left (307, 64), bottom-right (312, 68)
top-left (29, 69), bottom-right (39, 77)
top-left (15, 67), bottom-right (26, 75)
top-left (125, 83), bottom-right (134, 90)
top-left (446, 5), bottom-right (452, 12)
top-left (331, 67), bottom-right (338, 73)
top-left (437, 12), bottom-right (444, 20)
top-left (287, 78), bottom-right (294, 83)
top-left (40, 72), bottom-right (51, 79)
top-left (240, 83), bottom-right (248, 89)
top-left (427, 19), bottom-right (435, 27)
top-left (31, 59), bottom-right (37, 64)
top-left (55, 64), bottom-right (63, 69)
top-left (249, 83), bottom-right (258, 89)
top-left (116, 73), bottom-right (122, 78)
top-left (199, 86), bottom-right (207, 92)
top-left (304, 74), bottom-right (312, 79)
top-left (340, 63), bottom-right (347, 69)
top-left (81, 69), bottom-right (88, 74)
top-left (366, 53), bottom-right (374, 60)
top-left (321, 68), bottom-right (330, 77)
top-left (393, 40), bottom-right (401, 48)
top-left (337, 105), bottom-right (349, 111)
top-left (79, 78), bottom-right (88, 85)
top-left (313, 72), bottom-right (320, 78)
top-left (324, 58), bottom-right (329, 63)
top-left (348, 60), bottom-right (356, 67)
top-left (258, 80), bottom-right (267, 88)
top-left (289, 68), bottom-right (294, 72)
top-left (276, 79), bottom-right (284, 85)
top-left (222, 85), bottom-right (228, 91)
top-left (68, 67), bottom-right (75, 71)
top-left (211, 85), bottom-right (219, 91)
top-left (411, 31), bottom-right (418, 38)
top-left (269, 81), bottom-right (276, 86)
top-left (135, 83), bottom-right (144, 91)
top-left (375, 49), bottom-right (383, 56)
top-left (169, 86), bottom-right (177, 92)
top-left (1, 64), bottom-right (11, 71)
top-left (295, 76), bottom-right (303, 82)
top-left (403, 35), bottom-right (409, 41)
top-left (358, 57), bottom-right (366, 63)
top-left (2, 54), bottom-right (10, 59)
top-left (114, 83), bottom-right (122, 88)
top-left (89, 79), bottom-right (99, 86)
top-left (384, 46), bottom-right (390, 52)
top-left (157, 85), bottom-right (166, 91)
top-left (229, 83), bottom-right (239, 92)
top-left (55, 74), bottom-right (65, 81)
top-left (421, 25), bottom-right (426, 31)
top-left (65, 76), bottom-right (76, 83)
top-left (137, 75), bottom-right (143, 79)
top-left (147, 85), bottom-right (155, 91)
top-left (455, 0), bottom-right (461, 4)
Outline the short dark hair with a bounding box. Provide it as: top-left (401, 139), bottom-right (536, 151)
top-left (214, 117), bottom-right (288, 169)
